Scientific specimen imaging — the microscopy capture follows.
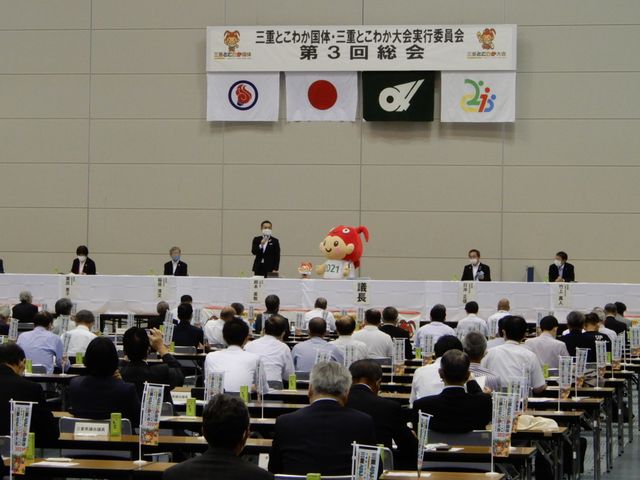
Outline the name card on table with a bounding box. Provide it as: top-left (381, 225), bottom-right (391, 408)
top-left (73, 422), bottom-right (109, 437)
top-left (354, 281), bottom-right (369, 305)
top-left (249, 277), bottom-right (265, 304)
top-left (554, 283), bottom-right (571, 308)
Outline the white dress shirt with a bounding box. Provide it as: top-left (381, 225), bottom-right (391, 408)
top-left (204, 345), bottom-right (264, 393)
top-left (330, 335), bottom-right (369, 362)
top-left (599, 325), bottom-right (617, 343)
top-left (486, 337), bottom-right (506, 349)
top-left (524, 332), bottom-right (570, 368)
top-left (245, 334), bottom-right (294, 384)
top-left (486, 311), bottom-right (510, 337)
top-left (456, 314), bottom-right (489, 338)
top-left (481, 340), bottom-right (546, 390)
top-left (61, 324), bottom-right (96, 356)
top-left (291, 337), bottom-right (342, 372)
top-left (203, 319), bottom-right (226, 346)
top-left (414, 322), bottom-right (456, 349)
top-left (304, 309), bottom-right (336, 332)
top-left (171, 260), bottom-right (179, 274)
top-left (351, 325), bottom-right (394, 359)
top-left (410, 357), bottom-right (444, 405)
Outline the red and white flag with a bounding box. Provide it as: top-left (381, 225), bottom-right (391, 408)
top-left (285, 72), bottom-right (358, 122)
top-left (207, 72), bottom-right (280, 121)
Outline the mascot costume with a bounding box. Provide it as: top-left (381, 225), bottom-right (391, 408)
top-left (316, 225), bottom-right (369, 279)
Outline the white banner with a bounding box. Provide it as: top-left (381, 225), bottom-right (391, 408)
top-left (10, 400), bottom-right (33, 475)
top-left (205, 371), bottom-right (225, 403)
top-left (140, 383), bottom-right (165, 446)
top-left (207, 72), bottom-right (280, 121)
top-left (286, 72), bottom-right (357, 121)
top-left (416, 411), bottom-right (432, 473)
top-left (441, 71), bottom-right (516, 122)
top-left (207, 25), bottom-right (517, 71)
top-left (351, 443), bottom-right (381, 480)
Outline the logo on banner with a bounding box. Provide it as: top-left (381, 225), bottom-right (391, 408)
top-left (378, 80), bottom-right (423, 112)
top-left (461, 79), bottom-right (496, 113)
top-left (468, 26), bottom-right (507, 58)
top-left (308, 80), bottom-right (338, 110)
top-left (224, 30), bottom-right (241, 53)
top-left (228, 81), bottom-right (258, 110)
top-left (213, 30), bottom-right (252, 59)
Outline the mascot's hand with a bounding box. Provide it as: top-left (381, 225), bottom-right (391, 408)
top-left (343, 264), bottom-right (350, 277)
top-left (316, 264), bottom-right (327, 275)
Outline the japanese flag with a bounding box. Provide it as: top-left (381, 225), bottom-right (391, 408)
top-left (207, 72), bottom-right (280, 121)
top-left (285, 72), bottom-right (358, 122)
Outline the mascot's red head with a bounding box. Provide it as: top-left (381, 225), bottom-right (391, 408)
top-left (319, 225), bottom-right (370, 269)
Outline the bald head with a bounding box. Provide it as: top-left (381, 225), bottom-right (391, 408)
top-left (220, 307), bottom-right (236, 321)
top-left (497, 299), bottom-right (510, 311)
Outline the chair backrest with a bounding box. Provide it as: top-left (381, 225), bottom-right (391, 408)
top-left (370, 357), bottom-right (392, 366)
top-left (59, 416), bottom-right (133, 435)
top-left (17, 322), bottom-right (34, 331)
top-left (294, 370), bottom-right (310, 381)
top-left (427, 430), bottom-right (491, 446)
top-left (174, 346), bottom-right (197, 354)
top-left (161, 402), bottom-right (174, 416)
top-left (183, 375), bottom-right (197, 387)
top-left (31, 364), bottom-right (47, 374)
top-left (0, 435), bottom-right (9, 458)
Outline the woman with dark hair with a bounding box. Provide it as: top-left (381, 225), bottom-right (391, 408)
top-left (67, 337), bottom-right (140, 426)
top-left (71, 245), bottom-right (96, 275)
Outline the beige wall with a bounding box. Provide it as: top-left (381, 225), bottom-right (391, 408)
top-left (1, 0), bottom-right (639, 282)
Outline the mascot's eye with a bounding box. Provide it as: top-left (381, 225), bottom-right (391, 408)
top-left (334, 241), bottom-right (339, 247)
top-left (342, 228), bottom-right (350, 234)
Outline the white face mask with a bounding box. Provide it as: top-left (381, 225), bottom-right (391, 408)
top-left (77, 255), bottom-right (87, 262)
top-left (262, 229), bottom-right (272, 236)
top-left (469, 258), bottom-right (479, 266)
top-left (554, 259), bottom-right (562, 267)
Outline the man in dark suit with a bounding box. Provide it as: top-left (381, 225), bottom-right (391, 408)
top-left (269, 362), bottom-right (376, 476)
top-left (71, 245), bottom-right (96, 275)
top-left (461, 249), bottom-right (491, 281)
top-left (604, 303), bottom-right (627, 335)
top-left (252, 220), bottom-right (280, 277)
top-left (0, 343), bottom-right (59, 446)
top-left (348, 359), bottom-right (417, 469)
top-left (413, 349), bottom-right (492, 433)
top-left (254, 294), bottom-right (290, 341)
top-left (163, 246), bottom-right (188, 276)
top-left (172, 303), bottom-right (204, 348)
top-left (120, 327), bottom-right (184, 400)
top-left (379, 306), bottom-right (414, 360)
top-left (12, 290), bottom-right (39, 323)
top-left (163, 394), bottom-right (273, 480)
top-left (548, 251), bottom-right (575, 282)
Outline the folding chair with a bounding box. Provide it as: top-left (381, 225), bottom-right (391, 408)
top-left (422, 430), bottom-right (491, 472)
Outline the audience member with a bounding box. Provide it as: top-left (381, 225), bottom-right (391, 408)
top-left (0, 305), bottom-right (11, 336)
top-left (592, 307), bottom-right (617, 342)
top-left (604, 303), bottom-right (627, 334)
top-left (462, 331), bottom-right (500, 392)
top-left (330, 315), bottom-right (369, 362)
top-left (486, 299), bottom-right (510, 337)
top-left (379, 306), bottom-right (414, 360)
top-left (486, 316), bottom-right (507, 349)
top-left (524, 315), bottom-right (569, 368)
top-left (352, 309), bottom-right (393, 359)
top-left (615, 302), bottom-right (631, 328)
top-left (204, 307), bottom-right (235, 347)
top-left (172, 303), bottom-right (204, 348)
top-left (245, 314), bottom-right (294, 389)
top-left (291, 317), bottom-right (342, 372)
top-left (17, 312), bottom-right (65, 373)
top-left (414, 304), bottom-right (455, 350)
top-left (51, 297), bottom-right (74, 335)
top-left (456, 301), bottom-right (488, 338)
top-left (304, 297), bottom-right (336, 332)
top-left (12, 290), bottom-right (39, 323)
top-left (61, 309), bottom-right (97, 357)
top-left (148, 301), bottom-right (170, 329)
top-left (254, 295), bottom-right (290, 340)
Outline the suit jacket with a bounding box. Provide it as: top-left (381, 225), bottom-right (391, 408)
top-left (163, 447), bottom-right (273, 480)
top-left (0, 364), bottom-right (59, 446)
top-left (71, 257), bottom-right (96, 275)
top-left (119, 354), bottom-right (185, 400)
top-left (173, 321), bottom-right (204, 347)
top-left (461, 263), bottom-right (491, 281)
top-left (269, 399), bottom-right (376, 475)
top-left (12, 302), bottom-right (39, 323)
top-left (163, 260), bottom-right (188, 276)
top-left (413, 386), bottom-right (492, 433)
top-left (254, 312), bottom-right (290, 341)
top-left (252, 236), bottom-right (280, 276)
top-left (559, 331), bottom-right (611, 361)
top-left (347, 384), bottom-right (417, 468)
top-left (548, 262), bottom-right (575, 282)
top-left (604, 315), bottom-right (627, 335)
top-left (67, 375), bottom-right (141, 427)
top-left (379, 324), bottom-right (414, 360)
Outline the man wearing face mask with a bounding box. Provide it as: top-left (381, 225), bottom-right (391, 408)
top-left (252, 220), bottom-right (280, 277)
top-left (548, 251), bottom-right (575, 283)
top-left (461, 249), bottom-right (491, 282)
top-left (163, 246), bottom-right (188, 276)
top-left (71, 245), bottom-right (96, 275)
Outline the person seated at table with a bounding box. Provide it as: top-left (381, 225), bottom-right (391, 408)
top-left (245, 314), bottom-right (294, 389)
top-left (456, 301), bottom-right (488, 338)
top-left (0, 305), bottom-right (11, 336)
top-left (16, 312), bottom-right (65, 373)
top-left (414, 304), bottom-right (455, 351)
top-left (523, 315), bottom-right (569, 369)
top-left (413, 350), bottom-right (492, 433)
top-left (486, 298), bottom-right (511, 336)
top-left (230, 302), bottom-right (247, 324)
top-left (548, 251), bottom-right (575, 283)
top-left (561, 312), bottom-right (611, 361)
top-left (379, 306), bottom-right (414, 360)
top-left (461, 248), bottom-right (491, 281)
top-left (591, 307), bottom-right (617, 342)
top-left (68, 337), bottom-right (140, 426)
top-left (12, 290), bottom-right (39, 323)
top-left (70, 245), bottom-right (96, 275)
top-left (352, 308), bottom-right (393, 359)
top-left (347, 359), bottom-right (418, 469)
top-left (61, 309), bottom-right (96, 357)
top-left (481, 316), bottom-right (546, 394)
top-left (148, 301), bottom-right (171, 329)
top-left (462, 332), bottom-right (500, 392)
top-left (51, 297), bottom-right (73, 335)
top-left (615, 301), bottom-right (631, 327)
top-left (203, 307), bottom-right (235, 347)
top-left (486, 316), bottom-right (507, 349)
top-left (254, 294), bottom-right (290, 340)
top-left (164, 246), bottom-right (188, 276)
top-left (204, 318), bottom-right (266, 393)
top-left (163, 394), bottom-right (273, 480)
top-left (291, 317), bottom-right (343, 373)
top-left (120, 327), bottom-right (184, 399)
top-left (0, 343), bottom-right (59, 446)
top-left (410, 335), bottom-right (482, 405)
top-left (604, 302), bottom-right (627, 335)
top-left (268, 362), bottom-right (376, 476)
top-left (304, 297), bottom-right (336, 332)
top-left (172, 303), bottom-right (204, 349)
top-left (330, 315), bottom-right (368, 362)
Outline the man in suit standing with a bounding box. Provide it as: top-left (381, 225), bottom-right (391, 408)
top-left (548, 251), bottom-right (575, 282)
top-left (252, 220), bottom-right (280, 277)
top-left (163, 246), bottom-right (188, 276)
top-left (413, 349), bottom-right (492, 433)
top-left (348, 359), bottom-right (417, 469)
top-left (71, 245), bottom-right (96, 275)
top-left (461, 249), bottom-right (491, 281)
top-left (269, 362), bottom-right (376, 476)
top-left (163, 394), bottom-right (273, 480)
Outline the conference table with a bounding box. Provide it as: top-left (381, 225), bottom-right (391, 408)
top-left (1, 458), bottom-right (175, 479)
